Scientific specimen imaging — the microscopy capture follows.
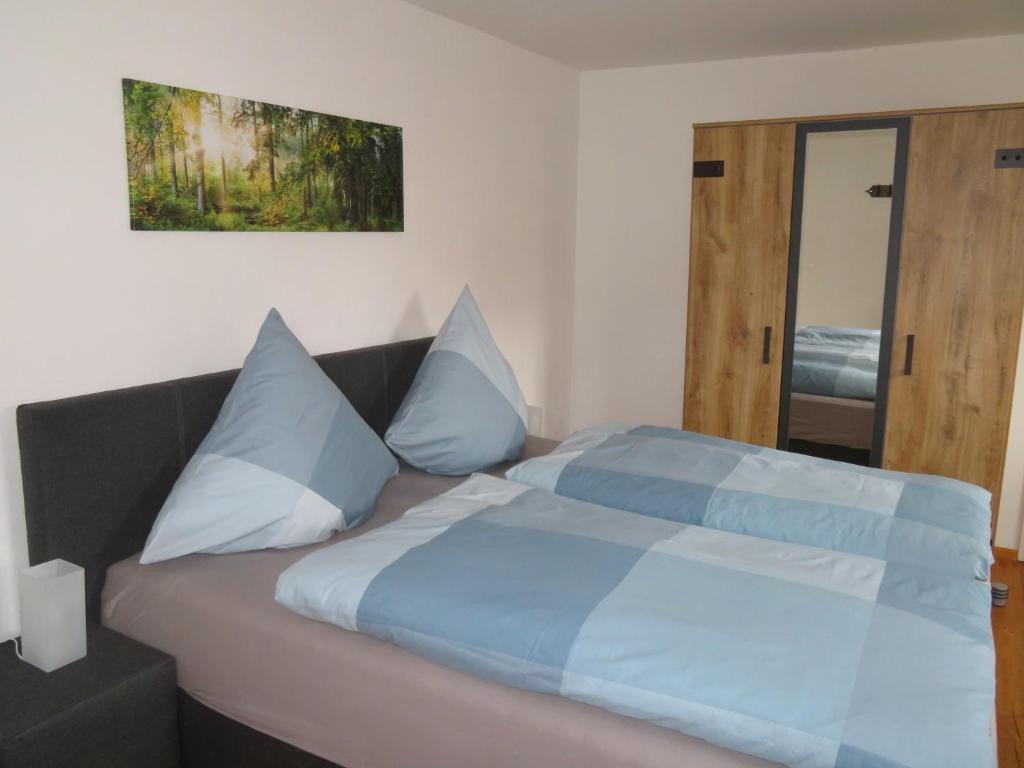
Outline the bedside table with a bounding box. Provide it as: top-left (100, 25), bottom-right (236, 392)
top-left (0, 622), bottom-right (178, 768)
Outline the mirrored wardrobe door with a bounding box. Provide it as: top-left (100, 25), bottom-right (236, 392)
top-left (777, 119), bottom-right (910, 467)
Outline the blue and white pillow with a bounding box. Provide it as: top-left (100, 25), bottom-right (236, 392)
top-left (140, 309), bottom-right (398, 564)
top-left (385, 287), bottom-right (528, 475)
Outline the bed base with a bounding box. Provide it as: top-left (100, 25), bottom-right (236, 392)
top-left (179, 690), bottom-right (339, 768)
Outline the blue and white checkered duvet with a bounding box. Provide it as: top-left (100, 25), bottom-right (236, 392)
top-left (506, 423), bottom-right (993, 580)
top-left (792, 325), bottom-right (880, 400)
top-left (277, 474), bottom-right (994, 768)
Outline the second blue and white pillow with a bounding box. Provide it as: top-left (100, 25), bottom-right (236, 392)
top-left (386, 287), bottom-right (528, 475)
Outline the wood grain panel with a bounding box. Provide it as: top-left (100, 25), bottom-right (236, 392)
top-left (694, 101), bottom-right (1024, 129)
top-left (883, 109), bottom-right (1024, 532)
top-left (684, 123), bottom-right (795, 445)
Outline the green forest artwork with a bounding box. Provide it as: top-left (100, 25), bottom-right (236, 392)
top-left (122, 78), bottom-right (403, 232)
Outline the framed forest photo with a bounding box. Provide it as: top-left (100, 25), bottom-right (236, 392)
top-left (121, 78), bottom-right (403, 232)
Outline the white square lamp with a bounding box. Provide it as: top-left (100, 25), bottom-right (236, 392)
top-left (17, 559), bottom-right (87, 672)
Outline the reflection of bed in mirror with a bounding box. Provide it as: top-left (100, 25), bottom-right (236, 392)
top-left (789, 325), bottom-right (879, 456)
top-left (791, 325), bottom-right (880, 400)
top-left (789, 393), bottom-right (873, 449)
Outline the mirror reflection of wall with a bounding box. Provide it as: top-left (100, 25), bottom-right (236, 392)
top-left (796, 129), bottom-right (897, 329)
top-left (786, 128), bottom-right (898, 466)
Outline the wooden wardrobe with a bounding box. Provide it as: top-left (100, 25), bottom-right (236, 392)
top-left (683, 104), bottom-right (1024, 531)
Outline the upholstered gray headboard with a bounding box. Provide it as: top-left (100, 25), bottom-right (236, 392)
top-left (16, 336), bottom-right (432, 621)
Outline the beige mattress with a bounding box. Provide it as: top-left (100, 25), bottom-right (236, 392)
top-left (788, 392), bottom-right (875, 450)
top-left (102, 436), bottom-right (776, 768)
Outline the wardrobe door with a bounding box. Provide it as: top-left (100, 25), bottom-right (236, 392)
top-left (884, 108), bottom-right (1024, 528)
top-left (683, 123), bottom-right (795, 446)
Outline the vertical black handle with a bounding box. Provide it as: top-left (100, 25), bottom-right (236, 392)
top-left (904, 334), bottom-right (915, 375)
top-left (762, 326), bottom-right (772, 365)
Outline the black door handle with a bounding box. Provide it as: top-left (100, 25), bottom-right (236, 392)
top-left (762, 326), bottom-right (772, 365)
top-left (904, 334), bottom-right (915, 375)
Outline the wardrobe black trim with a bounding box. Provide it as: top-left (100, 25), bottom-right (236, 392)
top-left (776, 117), bottom-right (911, 468)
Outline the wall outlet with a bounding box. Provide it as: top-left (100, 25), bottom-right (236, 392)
top-left (995, 148), bottom-right (1024, 169)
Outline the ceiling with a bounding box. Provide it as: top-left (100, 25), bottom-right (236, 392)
top-left (403, 0), bottom-right (1024, 69)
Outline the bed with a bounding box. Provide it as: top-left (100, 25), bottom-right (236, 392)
top-left (788, 392), bottom-right (874, 450)
top-left (100, 446), bottom-right (775, 768)
top-left (15, 336), bottom-right (773, 768)
top-left (789, 326), bottom-right (880, 451)
top-left (791, 325), bottom-right (880, 401)
top-left (16, 336), bottom-right (995, 768)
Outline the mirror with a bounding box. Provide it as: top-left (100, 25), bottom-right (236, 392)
top-left (779, 123), bottom-right (907, 467)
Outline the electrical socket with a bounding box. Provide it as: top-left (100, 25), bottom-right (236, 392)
top-left (995, 148), bottom-right (1024, 169)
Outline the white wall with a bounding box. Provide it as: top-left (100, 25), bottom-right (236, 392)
top-left (573, 34), bottom-right (1024, 548)
top-left (796, 129), bottom-right (897, 329)
top-left (2, 11), bottom-right (1021, 646)
top-left (0, 0), bottom-right (579, 640)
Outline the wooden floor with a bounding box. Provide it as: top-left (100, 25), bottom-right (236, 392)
top-left (995, 548), bottom-right (1023, 767)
